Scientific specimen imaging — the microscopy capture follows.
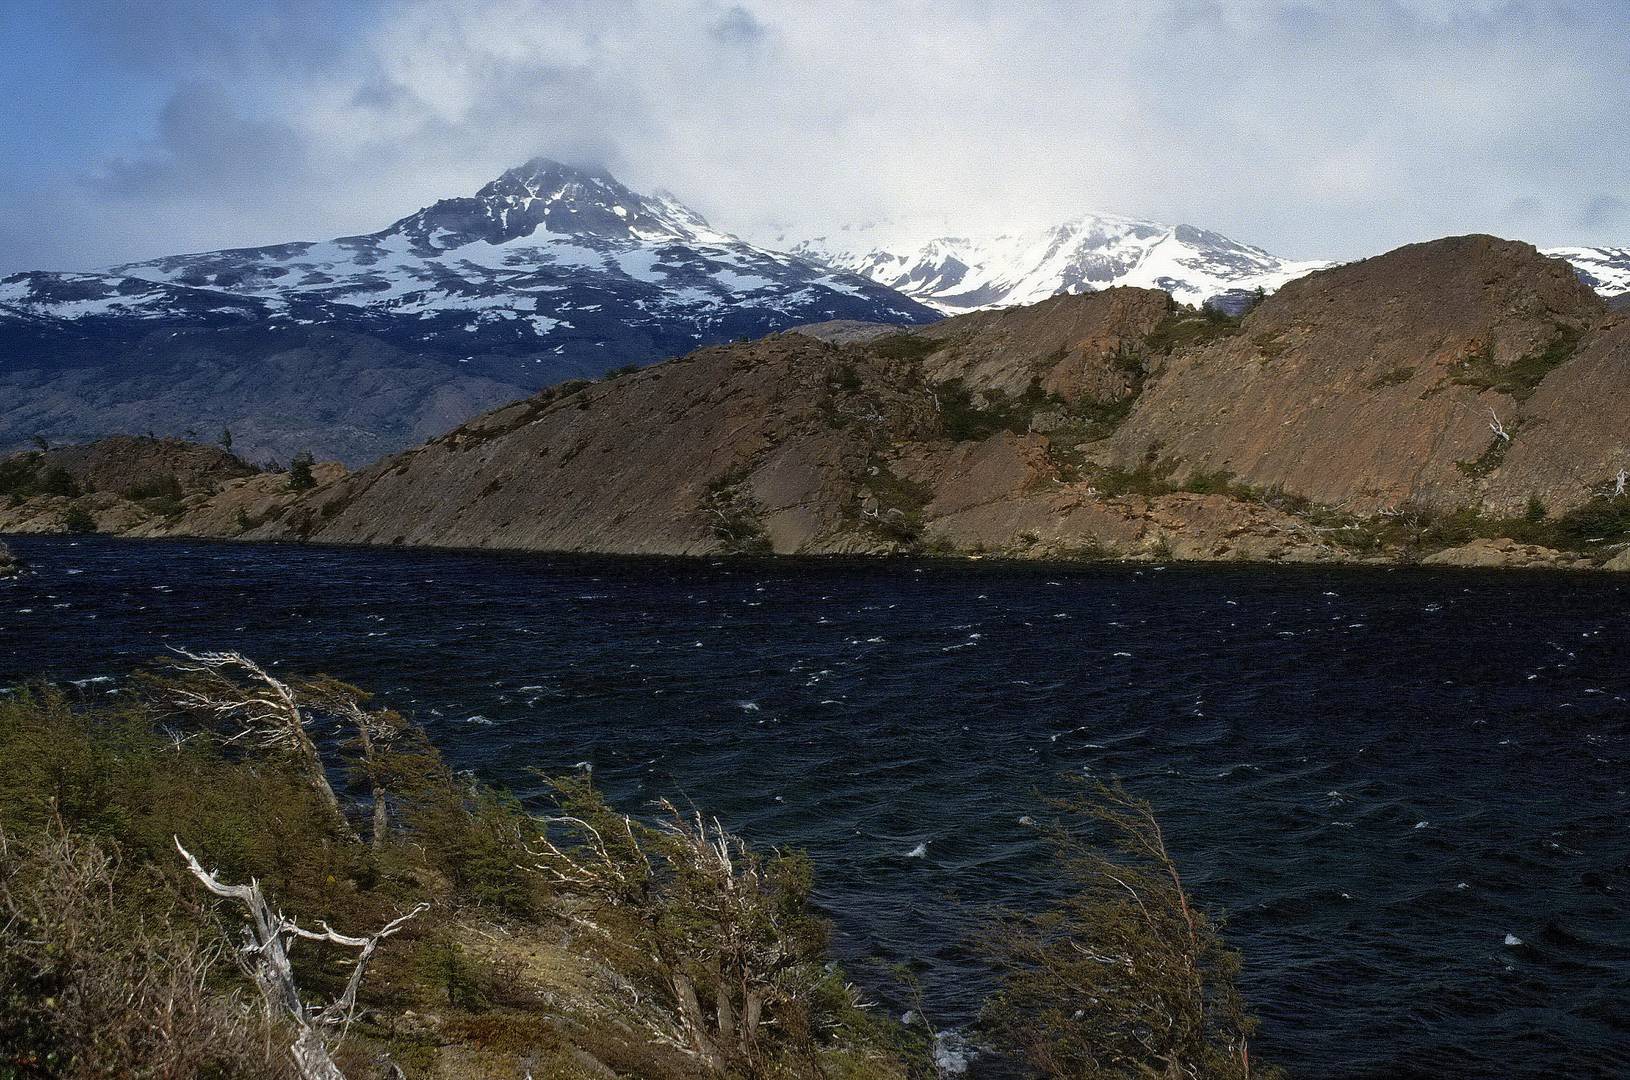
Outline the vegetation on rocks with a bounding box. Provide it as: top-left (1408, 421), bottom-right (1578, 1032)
top-left (1448, 324), bottom-right (1584, 400)
top-left (701, 473), bottom-right (773, 555)
top-left (1143, 302), bottom-right (1246, 355)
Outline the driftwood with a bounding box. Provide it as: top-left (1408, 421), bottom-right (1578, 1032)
top-left (175, 837), bottom-right (426, 1080)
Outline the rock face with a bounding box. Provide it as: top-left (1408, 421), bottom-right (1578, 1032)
top-left (13, 234), bottom-right (1630, 570)
top-left (0, 159), bottom-right (936, 465)
top-left (1420, 538), bottom-right (1591, 570)
top-left (0, 540), bottom-right (16, 577)
top-left (1102, 236), bottom-right (1616, 514)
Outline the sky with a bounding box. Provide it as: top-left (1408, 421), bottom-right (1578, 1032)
top-left (1, 0), bottom-right (1627, 272)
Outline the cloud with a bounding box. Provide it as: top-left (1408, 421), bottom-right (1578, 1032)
top-left (707, 4), bottom-right (769, 44)
top-left (4, 0), bottom-right (1628, 272)
top-left (92, 81), bottom-right (308, 202)
top-left (1577, 194), bottom-right (1628, 231)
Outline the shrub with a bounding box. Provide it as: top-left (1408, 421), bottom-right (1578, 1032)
top-left (38, 467), bottom-right (81, 498)
top-left (1450, 324), bottom-right (1582, 400)
top-left (62, 505), bottom-right (96, 534)
top-left (983, 780), bottom-right (1277, 1079)
top-left (935, 378), bottom-right (1061, 442)
top-left (0, 825), bottom-right (292, 1078)
top-left (287, 451), bottom-right (317, 492)
top-left (701, 474), bottom-right (773, 555)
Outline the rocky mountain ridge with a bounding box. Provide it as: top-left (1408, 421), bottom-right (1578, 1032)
top-left (5, 234), bottom-right (1628, 572)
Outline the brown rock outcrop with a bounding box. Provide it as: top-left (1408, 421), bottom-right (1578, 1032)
top-left (1420, 538), bottom-right (1591, 570)
top-left (1102, 236), bottom-right (1613, 513)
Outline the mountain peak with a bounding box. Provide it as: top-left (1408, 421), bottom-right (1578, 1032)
top-left (384, 158), bottom-right (730, 249)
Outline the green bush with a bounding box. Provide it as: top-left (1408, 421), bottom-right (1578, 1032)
top-left (287, 451), bottom-right (317, 492)
top-left (983, 780), bottom-right (1278, 1079)
top-left (62, 505), bottom-right (96, 534)
top-left (38, 467), bottom-right (82, 498)
top-left (1450, 324), bottom-right (1582, 400)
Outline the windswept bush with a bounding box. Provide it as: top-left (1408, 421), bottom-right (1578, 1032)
top-left (983, 780), bottom-right (1277, 1080)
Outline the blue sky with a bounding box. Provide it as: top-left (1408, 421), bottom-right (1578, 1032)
top-left (2, 0), bottom-right (1627, 271)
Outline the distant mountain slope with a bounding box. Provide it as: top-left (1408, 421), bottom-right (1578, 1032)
top-left (0, 160), bottom-right (937, 463)
top-left (792, 214), bottom-right (1329, 313)
top-left (792, 217), bottom-right (1629, 316)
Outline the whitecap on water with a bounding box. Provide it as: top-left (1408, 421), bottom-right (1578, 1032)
top-left (904, 842), bottom-right (929, 859)
top-left (1504, 934), bottom-right (1523, 947)
top-left (932, 1030), bottom-right (974, 1074)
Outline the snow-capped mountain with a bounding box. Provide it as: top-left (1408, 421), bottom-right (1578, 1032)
top-left (792, 214), bottom-right (1630, 316)
top-left (1543, 245), bottom-right (1630, 299)
top-left (792, 214), bottom-right (1331, 314)
top-left (0, 160), bottom-right (937, 463)
top-left (93, 158), bottom-right (936, 368)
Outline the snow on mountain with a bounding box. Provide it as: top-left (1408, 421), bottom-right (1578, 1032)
top-left (1544, 245), bottom-right (1630, 299)
top-left (91, 158), bottom-right (935, 367)
top-left (792, 213), bottom-right (1331, 314)
top-left (794, 214), bottom-right (1630, 316)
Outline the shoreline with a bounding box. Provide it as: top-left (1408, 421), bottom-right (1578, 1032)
top-left (5, 528), bottom-right (1622, 579)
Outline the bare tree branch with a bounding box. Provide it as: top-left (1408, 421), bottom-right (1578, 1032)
top-left (175, 837), bottom-right (426, 1080)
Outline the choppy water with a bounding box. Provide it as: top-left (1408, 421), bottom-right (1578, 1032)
top-left (2, 535), bottom-right (1628, 1078)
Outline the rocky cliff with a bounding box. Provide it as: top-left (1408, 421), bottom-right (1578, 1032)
top-left (6, 235), bottom-right (1629, 570)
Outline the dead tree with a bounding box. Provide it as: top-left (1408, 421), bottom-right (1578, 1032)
top-left (1614, 467), bottom-right (1627, 498)
top-left (165, 650), bottom-right (355, 841)
top-left (175, 837), bottom-right (426, 1080)
top-left (300, 676), bottom-right (405, 850)
top-left (1487, 408), bottom-right (1512, 442)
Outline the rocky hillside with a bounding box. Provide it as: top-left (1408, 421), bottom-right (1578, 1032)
top-left (1, 160), bottom-right (935, 465)
top-left (1098, 235), bottom-right (1620, 516)
top-left (8, 235), bottom-right (1630, 570)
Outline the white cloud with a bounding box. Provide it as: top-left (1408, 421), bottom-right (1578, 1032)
top-left (5, 0), bottom-right (1627, 270)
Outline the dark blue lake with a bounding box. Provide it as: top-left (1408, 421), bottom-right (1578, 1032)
top-left (2, 535), bottom-right (1627, 1078)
